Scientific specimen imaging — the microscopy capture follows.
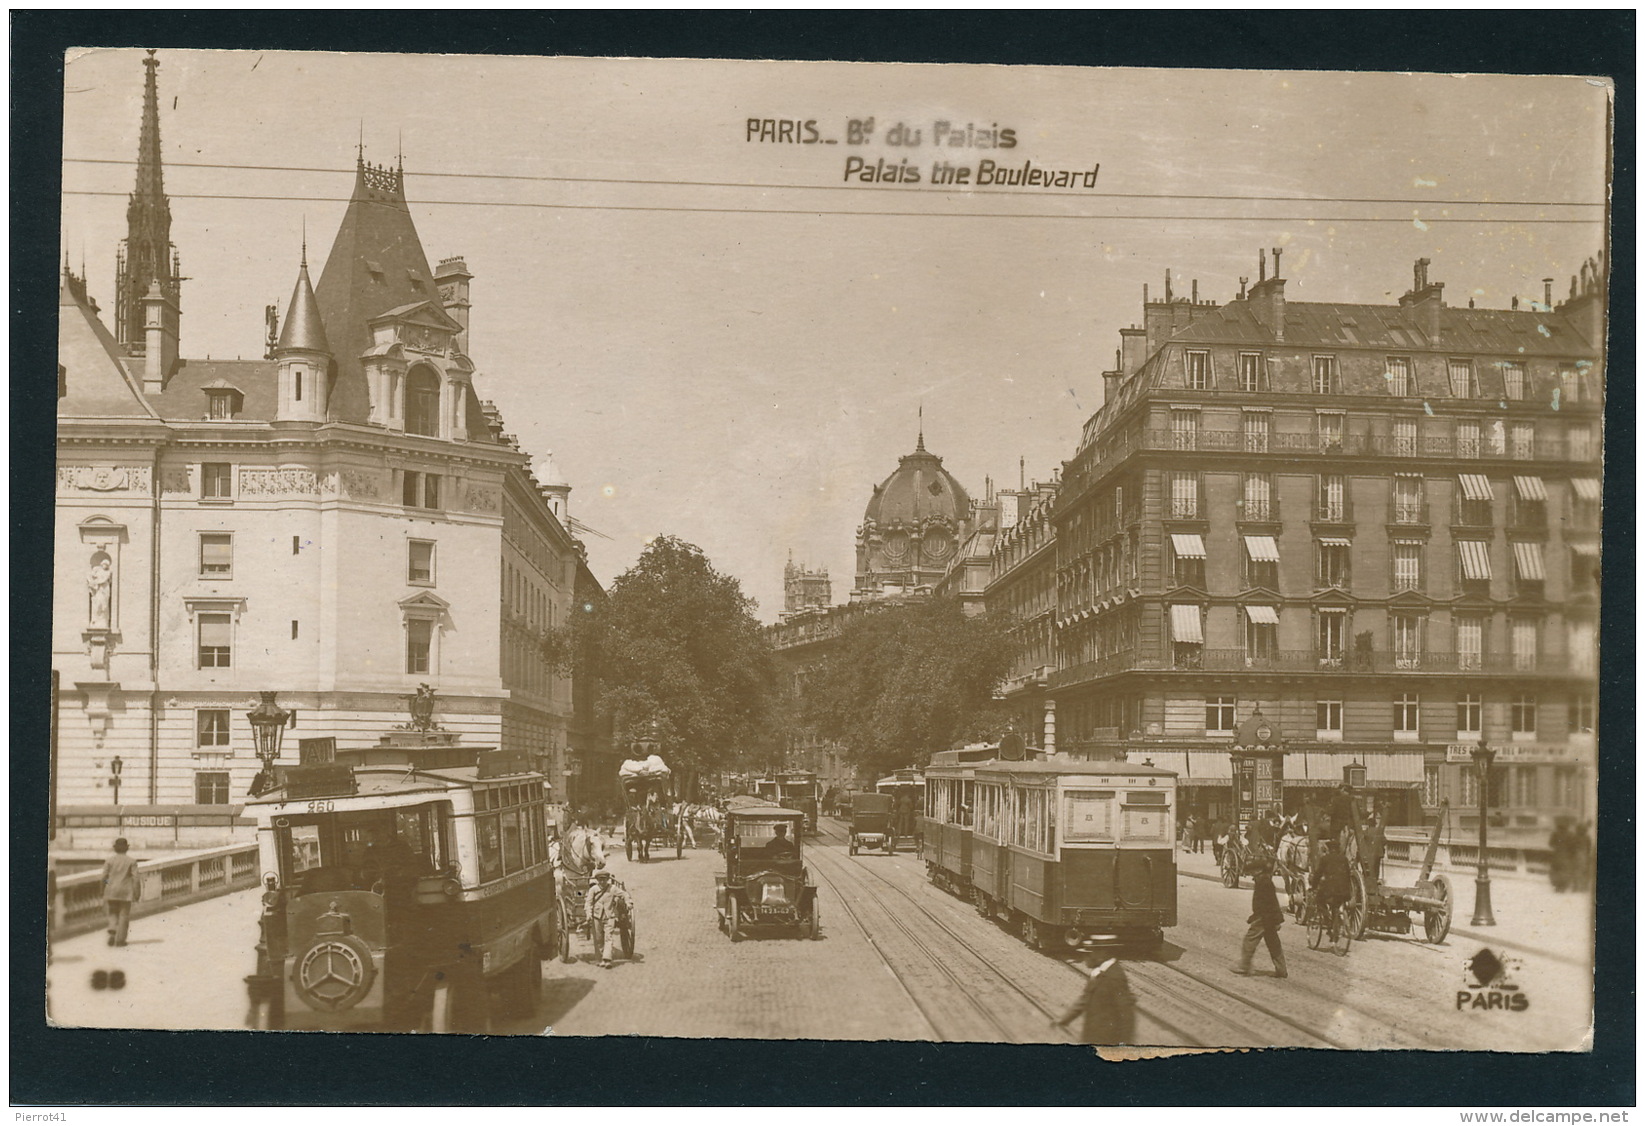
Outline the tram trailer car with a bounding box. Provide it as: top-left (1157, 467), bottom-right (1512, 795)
top-left (243, 746), bottom-right (557, 1033)
top-left (921, 748), bottom-right (991, 897)
top-left (951, 759), bottom-right (1177, 951)
top-left (776, 771), bottom-right (821, 834)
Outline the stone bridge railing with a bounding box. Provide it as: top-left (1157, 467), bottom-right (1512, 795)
top-left (50, 842), bottom-right (261, 939)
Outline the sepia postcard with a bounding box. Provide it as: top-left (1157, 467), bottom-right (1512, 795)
top-left (45, 46), bottom-right (1609, 1059)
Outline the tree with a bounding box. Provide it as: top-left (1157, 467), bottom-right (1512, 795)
top-left (548, 536), bottom-right (776, 794)
top-left (803, 597), bottom-right (1012, 779)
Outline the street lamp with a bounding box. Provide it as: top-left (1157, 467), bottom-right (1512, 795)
top-left (109, 755), bottom-right (123, 806)
top-left (1470, 744), bottom-right (1498, 926)
top-left (246, 691), bottom-right (295, 797)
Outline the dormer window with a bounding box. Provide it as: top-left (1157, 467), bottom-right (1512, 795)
top-left (407, 268), bottom-right (426, 293)
top-left (366, 259), bottom-right (386, 284)
top-left (203, 384), bottom-right (244, 420)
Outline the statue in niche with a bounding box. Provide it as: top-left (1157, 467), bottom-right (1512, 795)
top-left (88, 552), bottom-right (113, 629)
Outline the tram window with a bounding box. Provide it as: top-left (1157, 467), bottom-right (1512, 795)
top-left (1122, 801), bottom-right (1171, 842)
top-left (501, 810), bottom-right (524, 873)
top-left (1064, 790), bottom-right (1116, 842)
top-left (960, 780), bottom-right (974, 827)
top-left (476, 814), bottom-right (503, 882)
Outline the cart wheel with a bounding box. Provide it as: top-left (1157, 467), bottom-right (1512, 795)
top-left (1343, 866), bottom-right (1368, 942)
top-left (625, 834), bottom-right (634, 862)
top-left (808, 907), bottom-right (821, 940)
top-left (727, 898), bottom-right (742, 942)
top-left (557, 901), bottom-right (575, 963)
top-left (676, 833), bottom-right (684, 859)
top-left (1221, 849), bottom-right (1241, 889)
top-left (1424, 875), bottom-right (1453, 944)
top-left (619, 916), bottom-right (636, 960)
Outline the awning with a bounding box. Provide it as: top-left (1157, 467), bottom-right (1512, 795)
top-left (1169, 604), bottom-right (1203, 644)
top-left (1458, 474), bottom-right (1494, 501)
top-left (1244, 535), bottom-right (1280, 563)
top-left (1170, 533), bottom-right (1206, 559)
top-left (1318, 536), bottom-right (1351, 547)
top-left (1571, 478), bottom-right (1601, 500)
top-left (1570, 542), bottom-right (1600, 558)
top-left (1458, 540), bottom-right (1492, 581)
top-left (1513, 541), bottom-right (1546, 580)
top-left (1244, 605), bottom-right (1280, 626)
top-left (1513, 476), bottom-right (1547, 501)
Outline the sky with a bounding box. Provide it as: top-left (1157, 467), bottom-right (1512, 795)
top-left (59, 49), bottom-right (1611, 619)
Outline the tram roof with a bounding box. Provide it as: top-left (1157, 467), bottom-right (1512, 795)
top-left (971, 759), bottom-right (1178, 779)
top-left (726, 802), bottom-right (805, 818)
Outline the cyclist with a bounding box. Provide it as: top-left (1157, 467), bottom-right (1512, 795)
top-left (1311, 838), bottom-right (1353, 940)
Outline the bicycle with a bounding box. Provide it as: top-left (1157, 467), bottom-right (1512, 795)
top-left (1306, 891), bottom-right (1352, 956)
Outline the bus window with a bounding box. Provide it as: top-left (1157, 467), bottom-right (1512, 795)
top-left (1062, 791), bottom-right (1116, 842)
top-left (282, 823), bottom-right (323, 881)
top-left (476, 813), bottom-right (504, 882)
top-left (501, 809), bottom-right (524, 873)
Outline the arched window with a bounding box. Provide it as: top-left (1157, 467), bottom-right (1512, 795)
top-left (405, 367), bottom-right (441, 436)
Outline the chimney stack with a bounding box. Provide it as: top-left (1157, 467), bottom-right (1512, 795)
top-left (1119, 326), bottom-right (1147, 377)
top-left (1247, 248), bottom-right (1287, 341)
top-left (1543, 278), bottom-right (1554, 310)
top-left (1259, 248), bottom-right (1267, 282)
top-left (1398, 257), bottom-right (1445, 343)
top-left (1165, 269), bottom-right (1173, 303)
top-left (435, 256), bottom-right (473, 354)
top-left (1191, 279), bottom-right (1199, 303)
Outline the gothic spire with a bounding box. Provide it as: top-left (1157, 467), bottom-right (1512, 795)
top-left (115, 49), bottom-right (180, 350)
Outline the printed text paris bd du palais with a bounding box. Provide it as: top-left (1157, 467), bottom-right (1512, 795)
top-left (746, 117), bottom-right (1100, 188)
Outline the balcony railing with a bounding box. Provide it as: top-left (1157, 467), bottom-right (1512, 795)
top-left (1135, 429), bottom-right (1586, 462)
top-left (1241, 499), bottom-right (1276, 522)
top-left (1314, 501), bottom-right (1352, 522)
top-left (1391, 502), bottom-right (1430, 525)
top-left (1051, 645), bottom-right (1578, 684)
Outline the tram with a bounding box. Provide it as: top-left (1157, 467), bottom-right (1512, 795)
top-left (774, 771), bottom-right (821, 834)
top-left (242, 742), bottom-right (557, 1033)
top-left (876, 768), bottom-right (926, 847)
top-left (924, 754), bottom-right (1178, 951)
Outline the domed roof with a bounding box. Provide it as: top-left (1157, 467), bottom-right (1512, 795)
top-left (864, 434), bottom-right (972, 527)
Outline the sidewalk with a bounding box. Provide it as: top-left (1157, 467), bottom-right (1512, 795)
top-left (1175, 846), bottom-right (1593, 965)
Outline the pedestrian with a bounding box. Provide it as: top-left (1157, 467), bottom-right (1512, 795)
top-left (1547, 816), bottom-right (1574, 892)
top-left (676, 799), bottom-right (698, 849)
top-left (1053, 937), bottom-right (1136, 1045)
top-left (1210, 817), bottom-right (1226, 864)
top-left (1191, 815), bottom-right (1205, 854)
top-left (1364, 809), bottom-right (1387, 885)
top-left (587, 870), bottom-right (632, 969)
top-left (1233, 855), bottom-right (1287, 979)
top-left (103, 837), bottom-right (141, 947)
top-left (1572, 821), bottom-right (1594, 892)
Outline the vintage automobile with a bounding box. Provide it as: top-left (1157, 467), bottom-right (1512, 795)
top-left (714, 803), bottom-right (820, 941)
top-left (848, 791), bottom-right (896, 855)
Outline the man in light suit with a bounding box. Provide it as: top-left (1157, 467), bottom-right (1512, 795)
top-left (103, 838), bottom-right (141, 947)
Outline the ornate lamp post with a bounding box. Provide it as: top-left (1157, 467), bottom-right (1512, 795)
top-left (109, 755), bottom-right (123, 806)
top-left (1470, 744), bottom-right (1498, 926)
top-left (246, 691), bottom-right (295, 797)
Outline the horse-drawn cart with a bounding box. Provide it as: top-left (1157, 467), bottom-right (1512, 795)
top-left (1283, 797), bottom-right (1453, 946)
top-left (620, 755), bottom-right (682, 862)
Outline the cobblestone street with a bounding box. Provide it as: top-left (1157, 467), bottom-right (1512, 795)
top-left (47, 818), bottom-right (1592, 1050)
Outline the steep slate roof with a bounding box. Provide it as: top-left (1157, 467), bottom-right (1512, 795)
top-left (314, 160), bottom-right (438, 423)
top-left (57, 274), bottom-right (158, 419)
top-left (277, 258), bottom-right (330, 354)
top-left (150, 359), bottom-right (278, 422)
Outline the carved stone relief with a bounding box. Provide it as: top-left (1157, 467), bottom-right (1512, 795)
top-left (57, 466), bottom-right (152, 493)
top-left (238, 468), bottom-right (320, 496)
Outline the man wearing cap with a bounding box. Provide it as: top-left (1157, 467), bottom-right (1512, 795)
top-left (1233, 855), bottom-right (1288, 978)
top-left (586, 870), bottom-right (632, 969)
top-left (1054, 938), bottom-right (1135, 1045)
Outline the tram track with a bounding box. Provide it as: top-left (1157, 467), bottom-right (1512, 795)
top-left (807, 826), bottom-right (1056, 1043)
top-left (816, 819), bottom-right (1352, 1050)
top-left (813, 820), bottom-right (1220, 1047)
